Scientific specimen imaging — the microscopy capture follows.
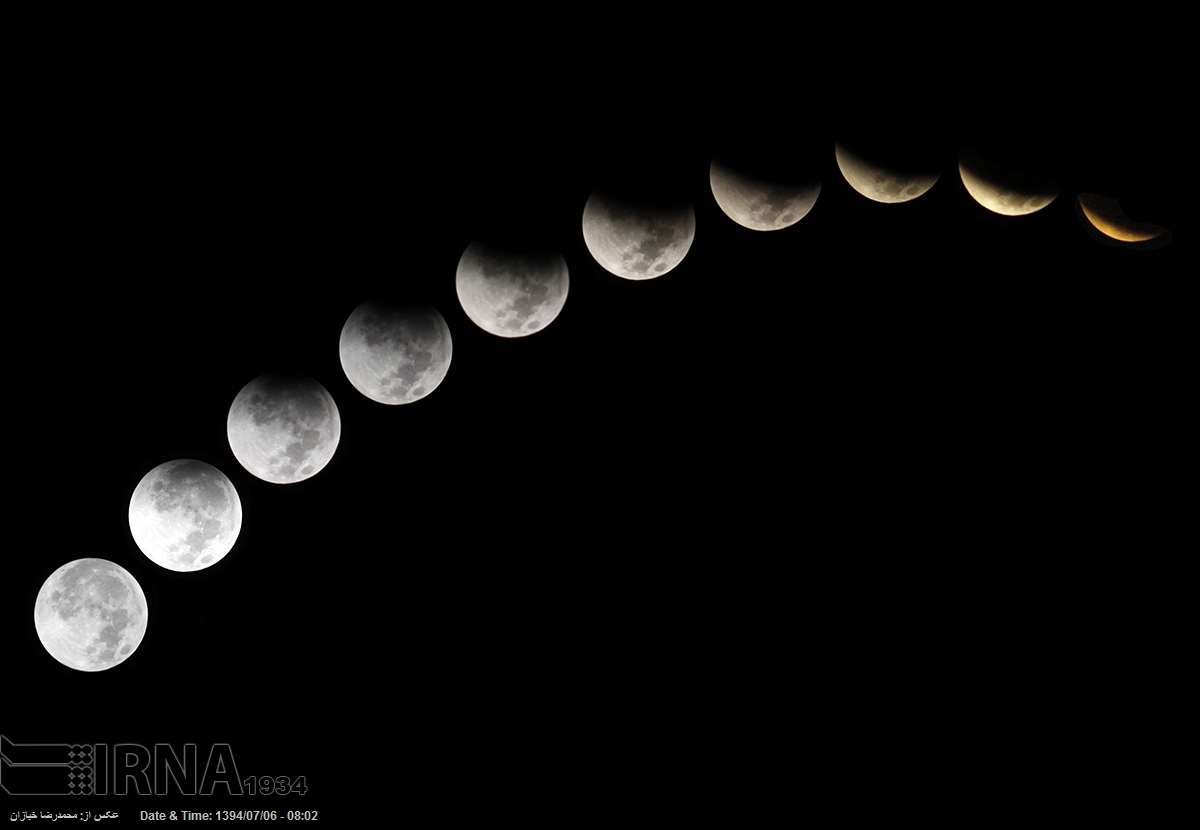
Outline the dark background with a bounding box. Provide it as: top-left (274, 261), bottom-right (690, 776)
top-left (8, 68), bottom-right (1188, 808)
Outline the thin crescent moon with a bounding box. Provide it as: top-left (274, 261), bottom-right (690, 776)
top-left (1077, 192), bottom-right (1169, 244)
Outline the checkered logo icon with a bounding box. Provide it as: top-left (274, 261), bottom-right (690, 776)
top-left (1, 735), bottom-right (95, 796)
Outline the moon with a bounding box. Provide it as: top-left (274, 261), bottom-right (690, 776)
top-left (958, 145), bottom-right (1059, 216)
top-left (835, 142), bottom-right (940, 204)
top-left (339, 301), bottom-right (453, 404)
top-left (1077, 192), bottom-right (1171, 248)
top-left (227, 374), bottom-right (341, 483)
top-left (455, 242), bottom-right (569, 337)
top-left (581, 191), bottom-right (695, 280)
top-left (34, 558), bottom-right (148, 672)
top-left (709, 159), bottom-right (821, 231)
top-left (128, 459), bottom-right (242, 571)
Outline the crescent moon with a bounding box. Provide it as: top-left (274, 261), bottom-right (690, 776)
top-left (1077, 192), bottom-right (1171, 247)
top-left (708, 159), bottom-right (821, 231)
top-left (835, 142), bottom-right (940, 204)
top-left (958, 145), bottom-right (1060, 216)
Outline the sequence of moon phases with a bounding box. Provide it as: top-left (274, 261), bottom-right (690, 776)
top-left (339, 301), bottom-right (453, 404)
top-left (835, 141), bottom-right (940, 204)
top-left (128, 459), bottom-right (242, 572)
top-left (1076, 192), bottom-right (1172, 249)
top-left (34, 559), bottom-right (148, 672)
top-left (708, 160), bottom-right (821, 231)
top-left (581, 191), bottom-right (696, 280)
top-left (958, 145), bottom-right (1060, 216)
top-left (227, 374), bottom-right (341, 483)
top-left (455, 242), bottom-right (569, 337)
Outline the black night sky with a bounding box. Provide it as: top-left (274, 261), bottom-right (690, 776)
top-left (8, 69), bottom-right (1189, 809)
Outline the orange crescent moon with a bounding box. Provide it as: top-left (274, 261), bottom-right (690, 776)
top-left (1077, 193), bottom-right (1169, 244)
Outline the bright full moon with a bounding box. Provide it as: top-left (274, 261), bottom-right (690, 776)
top-left (227, 374), bottom-right (342, 483)
top-left (455, 241), bottom-right (569, 337)
top-left (34, 558), bottom-right (148, 672)
top-left (128, 459), bottom-right (243, 571)
top-left (338, 301), bottom-right (453, 404)
top-left (581, 191), bottom-right (695, 280)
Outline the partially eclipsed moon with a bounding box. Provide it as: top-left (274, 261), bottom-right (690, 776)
top-left (455, 242), bottom-right (569, 337)
top-left (339, 301), bottom-right (453, 403)
top-left (581, 191), bottom-right (695, 280)
top-left (1077, 192), bottom-right (1171, 247)
top-left (227, 374), bottom-right (341, 483)
top-left (709, 160), bottom-right (821, 231)
top-left (34, 558), bottom-right (148, 672)
top-left (835, 142), bottom-right (940, 204)
top-left (129, 459), bottom-right (242, 571)
top-left (958, 145), bottom-right (1060, 216)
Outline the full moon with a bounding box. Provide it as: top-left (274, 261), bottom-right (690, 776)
top-left (958, 145), bottom-right (1059, 216)
top-left (227, 374), bottom-right (341, 483)
top-left (34, 558), bottom-right (148, 672)
top-left (339, 301), bottom-right (453, 404)
top-left (455, 241), bottom-right (569, 337)
top-left (128, 459), bottom-right (242, 571)
top-left (835, 142), bottom-right (940, 204)
top-left (581, 191), bottom-right (695, 280)
top-left (709, 159), bottom-right (821, 231)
